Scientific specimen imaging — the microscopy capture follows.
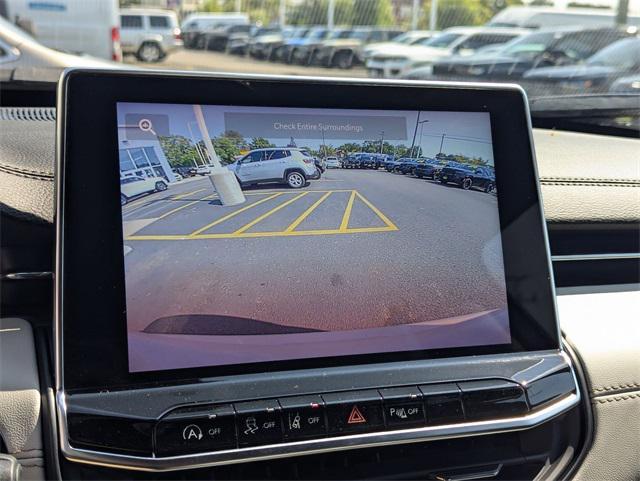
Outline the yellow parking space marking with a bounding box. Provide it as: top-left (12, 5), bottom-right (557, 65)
top-left (125, 189), bottom-right (398, 241)
top-left (284, 191), bottom-right (332, 233)
top-left (156, 194), bottom-right (215, 220)
top-left (234, 192), bottom-right (309, 234)
top-left (243, 189), bottom-right (352, 195)
top-left (189, 192), bottom-right (283, 237)
top-left (127, 226), bottom-right (395, 241)
top-left (339, 190), bottom-right (357, 232)
top-left (355, 191), bottom-right (399, 231)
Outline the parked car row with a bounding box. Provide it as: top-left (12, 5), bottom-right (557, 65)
top-left (184, 20), bottom-right (429, 69)
top-left (328, 153), bottom-right (496, 193)
top-left (179, 6), bottom-right (640, 93)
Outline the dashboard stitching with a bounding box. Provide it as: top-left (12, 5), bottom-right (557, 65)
top-left (540, 177), bottom-right (640, 183)
top-left (592, 383), bottom-right (640, 393)
top-left (0, 165), bottom-right (54, 181)
top-left (592, 392), bottom-right (640, 404)
top-left (540, 182), bottom-right (639, 187)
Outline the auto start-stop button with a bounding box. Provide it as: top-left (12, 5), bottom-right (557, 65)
top-left (155, 404), bottom-right (237, 457)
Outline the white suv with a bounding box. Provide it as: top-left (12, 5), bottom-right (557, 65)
top-left (120, 9), bottom-right (183, 62)
top-left (228, 148), bottom-right (321, 189)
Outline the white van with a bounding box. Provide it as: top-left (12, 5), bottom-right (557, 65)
top-left (180, 12), bottom-right (249, 49)
top-left (0, 0), bottom-right (122, 61)
top-left (488, 6), bottom-right (640, 29)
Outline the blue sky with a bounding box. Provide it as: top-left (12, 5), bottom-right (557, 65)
top-left (117, 102), bottom-right (495, 164)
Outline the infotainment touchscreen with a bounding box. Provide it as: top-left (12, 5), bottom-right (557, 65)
top-left (117, 102), bottom-right (511, 373)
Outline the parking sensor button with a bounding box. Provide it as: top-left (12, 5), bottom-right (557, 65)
top-left (379, 386), bottom-right (425, 427)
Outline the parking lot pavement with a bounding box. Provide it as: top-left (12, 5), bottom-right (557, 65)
top-left (123, 169), bottom-right (507, 334)
top-left (125, 49), bottom-right (367, 78)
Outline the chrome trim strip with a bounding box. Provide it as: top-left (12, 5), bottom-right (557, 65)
top-left (552, 253), bottom-right (640, 262)
top-left (57, 390), bottom-right (580, 473)
top-left (1, 271), bottom-right (53, 280)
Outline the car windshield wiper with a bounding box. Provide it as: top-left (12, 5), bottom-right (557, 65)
top-left (530, 94), bottom-right (640, 137)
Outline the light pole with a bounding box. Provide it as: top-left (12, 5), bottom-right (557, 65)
top-left (327, 0), bottom-right (335, 30)
top-left (429, 0), bottom-right (439, 31)
top-left (438, 133), bottom-right (446, 156)
top-left (379, 130), bottom-right (384, 153)
top-left (409, 112), bottom-right (429, 159)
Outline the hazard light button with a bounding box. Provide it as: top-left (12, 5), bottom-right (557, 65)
top-left (322, 390), bottom-right (384, 435)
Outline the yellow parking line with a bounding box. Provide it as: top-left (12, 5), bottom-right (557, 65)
top-left (189, 192), bottom-right (283, 237)
top-left (126, 226), bottom-right (396, 241)
top-left (233, 192), bottom-right (309, 234)
top-left (243, 189), bottom-right (352, 196)
top-left (284, 191), bottom-right (333, 232)
top-left (156, 194), bottom-right (215, 220)
top-left (339, 190), bottom-right (357, 232)
top-left (355, 191), bottom-right (399, 230)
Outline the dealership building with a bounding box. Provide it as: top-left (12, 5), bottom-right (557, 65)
top-left (118, 125), bottom-right (178, 183)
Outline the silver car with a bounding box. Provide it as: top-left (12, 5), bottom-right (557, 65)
top-left (228, 148), bottom-right (321, 189)
top-left (120, 8), bottom-right (183, 62)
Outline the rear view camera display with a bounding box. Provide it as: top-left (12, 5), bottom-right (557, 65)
top-left (118, 102), bottom-right (510, 373)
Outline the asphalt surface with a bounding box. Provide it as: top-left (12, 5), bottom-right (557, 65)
top-left (122, 169), bottom-right (507, 336)
top-left (125, 48), bottom-right (367, 77)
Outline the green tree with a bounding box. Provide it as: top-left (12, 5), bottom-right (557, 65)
top-left (157, 135), bottom-right (200, 167)
top-left (198, 130), bottom-right (247, 165)
top-left (336, 142), bottom-right (362, 154)
top-left (249, 137), bottom-right (275, 149)
top-left (352, 0), bottom-right (394, 25)
top-left (420, 0), bottom-right (494, 29)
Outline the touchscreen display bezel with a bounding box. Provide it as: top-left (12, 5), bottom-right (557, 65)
top-left (56, 70), bottom-right (559, 391)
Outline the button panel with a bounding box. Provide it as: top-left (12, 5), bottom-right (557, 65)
top-left (153, 379), bottom-right (533, 457)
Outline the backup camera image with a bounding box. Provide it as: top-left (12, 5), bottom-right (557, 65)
top-left (118, 102), bottom-right (510, 373)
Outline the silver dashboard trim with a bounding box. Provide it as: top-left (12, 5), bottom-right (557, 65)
top-left (57, 390), bottom-right (580, 472)
top-left (552, 253), bottom-right (640, 262)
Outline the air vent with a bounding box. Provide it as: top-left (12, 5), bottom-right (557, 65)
top-left (0, 107), bottom-right (56, 122)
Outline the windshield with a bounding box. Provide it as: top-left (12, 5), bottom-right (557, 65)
top-left (1, 1), bottom-right (638, 131)
top-left (501, 32), bottom-right (557, 55)
top-left (587, 37), bottom-right (640, 68)
top-left (420, 32), bottom-right (463, 48)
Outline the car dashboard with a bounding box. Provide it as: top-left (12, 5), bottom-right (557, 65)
top-left (0, 76), bottom-right (638, 481)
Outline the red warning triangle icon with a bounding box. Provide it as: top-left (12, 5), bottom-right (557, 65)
top-left (347, 405), bottom-right (366, 424)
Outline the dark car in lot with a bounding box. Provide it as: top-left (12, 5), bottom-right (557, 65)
top-left (414, 158), bottom-right (445, 179)
top-left (202, 24), bottom-right (252, 51)
top-left (342, 152), bottom-right (366, 168)
top-left (397, 157), bottom-right (431, 175)
top-left (277, 27), bottom-right (328, 63)
top-left (439, 162), bottom-right (495, 192)
top-left (523, 37), bottom-right (640, 94)
top-left (227, 26), bottom-right (281, 55)
top-left (429, 27), bottom-right (632, 83)
top-left (383, 156), bottom-right (405, 171)
top-left (312, 27), bottom-right (404, 69)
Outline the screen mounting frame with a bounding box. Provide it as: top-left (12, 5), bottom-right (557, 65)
top-left (56, 69), bottom-right (560, 392)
